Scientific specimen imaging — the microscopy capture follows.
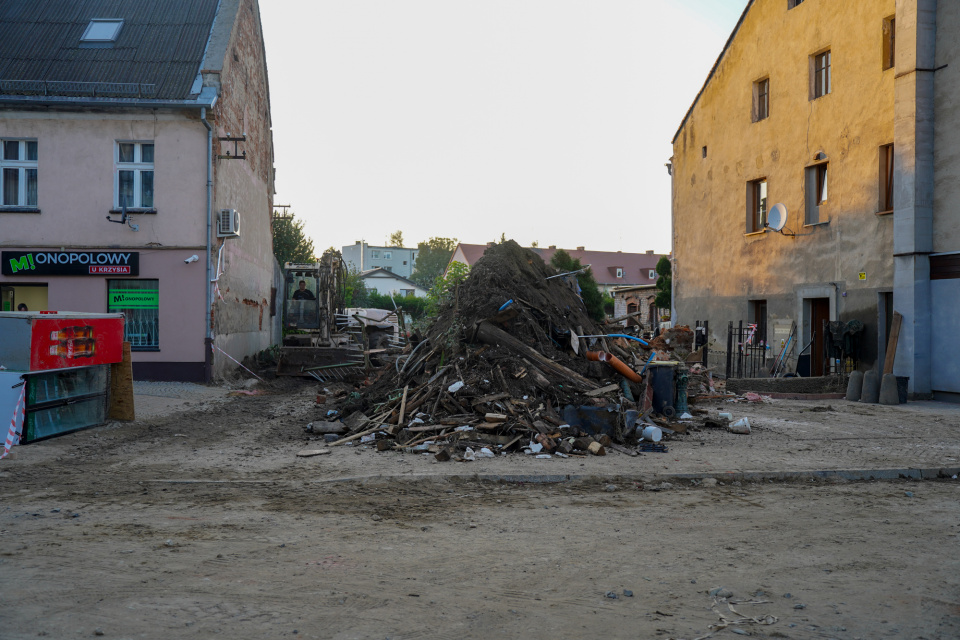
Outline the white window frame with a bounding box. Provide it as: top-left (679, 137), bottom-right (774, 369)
top-left (616, 268), bottom-right (623, 278)
top-left (1, 139), bottom-right (39, 208)
top-left (649, 269), bottom-right (656, 280)
top-left (384, 251), bottom-right (393, 259)
top-left (114, 141), bottom-right (155, 210)
top-left (371, 250), bottom-right (380, 259)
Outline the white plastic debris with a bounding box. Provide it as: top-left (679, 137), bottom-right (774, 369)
top-left (554, 452), bottom-right (569, 458)
top-left (728, 417), bottom-right (751, 434)
top-left (679, 412), bottom-right (693, 420)
top-left (360, 434), bottom-right (376, 443)
top-left (718, 412), bottom-right (733, 420)
top-left (529, 441), bottom-right (544, 453)
top-left (463, 447), bottom-right (476, 461)
top-left (454, 425), bottom-right (474, 432)
top-left (535, 454), bottom-right (552, 459)
top-left (641, 426), bottom-right (662, 442)
top-left (448, 381), bottom-right (465, 393)
top-left (478, 447), bottom-right (495, 458)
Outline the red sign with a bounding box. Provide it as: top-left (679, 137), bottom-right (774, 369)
top-left (89, 265), bottom-right (131, 274)
top-left (29, 317), bottom-right (125, 371)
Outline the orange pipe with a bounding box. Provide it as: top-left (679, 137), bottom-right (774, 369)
top-left (585, 351), bottom-right (642, 383)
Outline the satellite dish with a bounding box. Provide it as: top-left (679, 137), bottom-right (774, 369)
top-left (767, 203), bottom-right (787, 231)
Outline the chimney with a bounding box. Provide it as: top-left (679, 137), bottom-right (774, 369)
top-left (356, 240), bottom-right (362, 245)
top-left (548, 245), bottom-right (556, 250)
top-left (646, 250), bottom-right (654, 255)
top-left (576, 246), bottom-right (585, 251)
top-left (486, 242), bottom-right (494, 248)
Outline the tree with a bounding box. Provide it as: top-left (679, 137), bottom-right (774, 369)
top-left (425, 261), bottom-right (470, 317)
top-left (343, 267), bottom-right (370, 308)
top-left (550, 249), bottom-right (606, 322)
top-left (654, 255), bottom-right (672, 312)
top-left (272, 212), bottom-right (315, 265)
top-left (410, 237), bottom-right (458, 288)
top-left (387, 230), bottom-right (404, 247)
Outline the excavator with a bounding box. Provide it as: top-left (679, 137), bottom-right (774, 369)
top-left (276, 249), bottom-right (405, 379)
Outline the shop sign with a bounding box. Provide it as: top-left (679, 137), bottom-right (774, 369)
top-left (108, 289), bottom-right (158, 309)
top-left (2, 251), bottom-right (139, 276)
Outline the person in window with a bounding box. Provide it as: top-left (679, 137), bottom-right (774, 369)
top-left (17, 303), bottom-right (28, 311)
top-left (292, 280), bottom-right (315, 300)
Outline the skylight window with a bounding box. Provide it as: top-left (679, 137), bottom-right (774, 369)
top-left (81, 19), bottom-right (124, 44)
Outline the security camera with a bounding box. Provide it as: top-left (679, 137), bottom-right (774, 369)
top-left (185, 254), bottom-right (199, 264)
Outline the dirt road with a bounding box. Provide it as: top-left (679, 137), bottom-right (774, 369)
top-left (1, 380), bottom-right (959, 639)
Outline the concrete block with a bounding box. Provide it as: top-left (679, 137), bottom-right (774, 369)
top-left (860, 370), bottom-right (880, 403)
top-left (879, 373), bottom-right (900, 405)
top-left (845, 370), bottom-right (864, 401)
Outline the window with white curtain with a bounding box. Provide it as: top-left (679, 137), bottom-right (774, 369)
top-left (115, 141), bottom-right (154, 209)
top-left (1, 139), bottom-right (38, 208)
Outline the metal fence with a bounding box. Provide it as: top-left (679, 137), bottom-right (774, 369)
top-left (725, 320), bottom-right (769, 379)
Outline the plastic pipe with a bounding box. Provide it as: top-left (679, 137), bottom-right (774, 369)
top-left (585, 351), bottom-right (642, 383)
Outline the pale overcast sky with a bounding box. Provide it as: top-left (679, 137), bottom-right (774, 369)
top-left (259, 1), bottom-right (746, 255)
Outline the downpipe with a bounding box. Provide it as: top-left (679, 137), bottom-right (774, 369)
top-left (201, 107), bottom-right (214, 382)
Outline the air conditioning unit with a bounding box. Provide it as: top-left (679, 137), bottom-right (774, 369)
top-left (217, 208), bottom-right (240, 237)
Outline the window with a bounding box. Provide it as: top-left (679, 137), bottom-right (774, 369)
top-left (385, 266), bottom-right (393, 272)
top-left (107, 279), bottom-right (159, 350)
top-left (384, 251), bottom-right (392, 259)
top-left (805, 163), bottom-right (828, 224)
top-left (402, 289), bottom-right (415, 297)
top-left (370, 250), bottom-right (380, 259)
top-left (788, 0), bottom-right (805, 8)
top-left (883, 16), bottom-right (896, 70)
top-left (754, 78), bottom-right (770, 121)
top-left (746, 178), bottom-right (767, 233)
top-left (702, 146), bottom-right (707, 158)
top-left (1, 139), bottom-right (38, 208)
top-left (616, 268), bottom-right (623, 278)
top-left (749, 300), bottom-right (768, 348)
top-left (813, 50), bottom-right (831, 99)
top-left (81, 19), bottom-right (123, 43)
top-left (879, 144), bottom-right (894, 212)
top-left (649, 269), bottom-right (656, 280)
top-left (403, 260), bottom-right (408, 265)
top-left (115, 142), bottom-right (154, 209)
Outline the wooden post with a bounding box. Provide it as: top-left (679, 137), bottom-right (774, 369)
top-left (108, 341), bottom-right (135, 421)
top-left (883, 311), bottom-right (903, 375)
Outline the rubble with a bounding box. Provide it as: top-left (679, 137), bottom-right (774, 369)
top-left (319, 241), bottom-right (742, 460)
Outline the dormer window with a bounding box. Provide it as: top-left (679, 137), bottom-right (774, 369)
top-left (616, 268), bottom-right (623, 278)
top-left (80, 19), bottom-right (123, 47)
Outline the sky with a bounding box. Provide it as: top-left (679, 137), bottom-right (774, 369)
top-left (259, 1), bottom-right (747, 256)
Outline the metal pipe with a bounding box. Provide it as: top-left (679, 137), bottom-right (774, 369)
top-left (201, 107), bottom-right (214, 382)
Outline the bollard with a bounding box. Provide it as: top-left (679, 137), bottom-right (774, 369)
top-left (845, 370), bottom-right (864, 401)
top-left (860, 370), bottom-right (880, 403)
top-left (879, 373), bottom-right (900, 405)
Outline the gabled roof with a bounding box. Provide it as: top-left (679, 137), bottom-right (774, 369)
top-left (449, 243), bottom-right (667, 286)
top-left (672, 0), bottom-right (754, 144)
top-left (360, 268), bottom-right (426, 291)
top-left (0, 0), bottom-right (220, 101)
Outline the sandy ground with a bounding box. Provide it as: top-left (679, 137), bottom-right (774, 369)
top-left (1, 378), bottom-right (959, 639)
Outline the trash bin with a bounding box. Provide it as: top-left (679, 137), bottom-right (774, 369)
top-left (649, 364), bottom-right (676, 416)
top-left (896, 376), bottom-right (909, 404)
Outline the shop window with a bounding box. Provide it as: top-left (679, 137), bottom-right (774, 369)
top-left (805, 162), bottom-right (828, 224)
top-left (879, 144), bottom-right (894, 213)
top-left (883, 16), bottom-right (896, 70)
top-left (107, 279), bottom-right (159, 350)
top-left (115, 141), bottom-right (154, 210)
top-left (753, 78), bottom-right (769, 121)
top-left (812, 50), bottom-right (831, 99)
top-left (1, 139), bottom-right (38, 208)
top-left (746, 178), bottom-right (767, 233)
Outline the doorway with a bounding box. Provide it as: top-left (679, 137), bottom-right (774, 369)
top-left (806, 297), bottom-right (831, 375)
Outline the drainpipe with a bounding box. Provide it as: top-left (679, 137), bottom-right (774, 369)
top-left (201, 107), bottom-right (214, 382)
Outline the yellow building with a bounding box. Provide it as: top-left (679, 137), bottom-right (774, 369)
top-left (670, 0), bottom-right (959, 398)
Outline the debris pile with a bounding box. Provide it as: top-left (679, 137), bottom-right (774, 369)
top-left (318, 241), bottom-right (736, 460)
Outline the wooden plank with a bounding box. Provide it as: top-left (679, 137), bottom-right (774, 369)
top-left (397, 385), bottom-right (409, 426)
top-left (883, 311), bottom-right (903, 375)
top-left (470, 392), bottom-right (510, 406)
top-left (108, 341), bottom-right (135, 421)
top-left (584, 383), bottom-right (620, 397)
